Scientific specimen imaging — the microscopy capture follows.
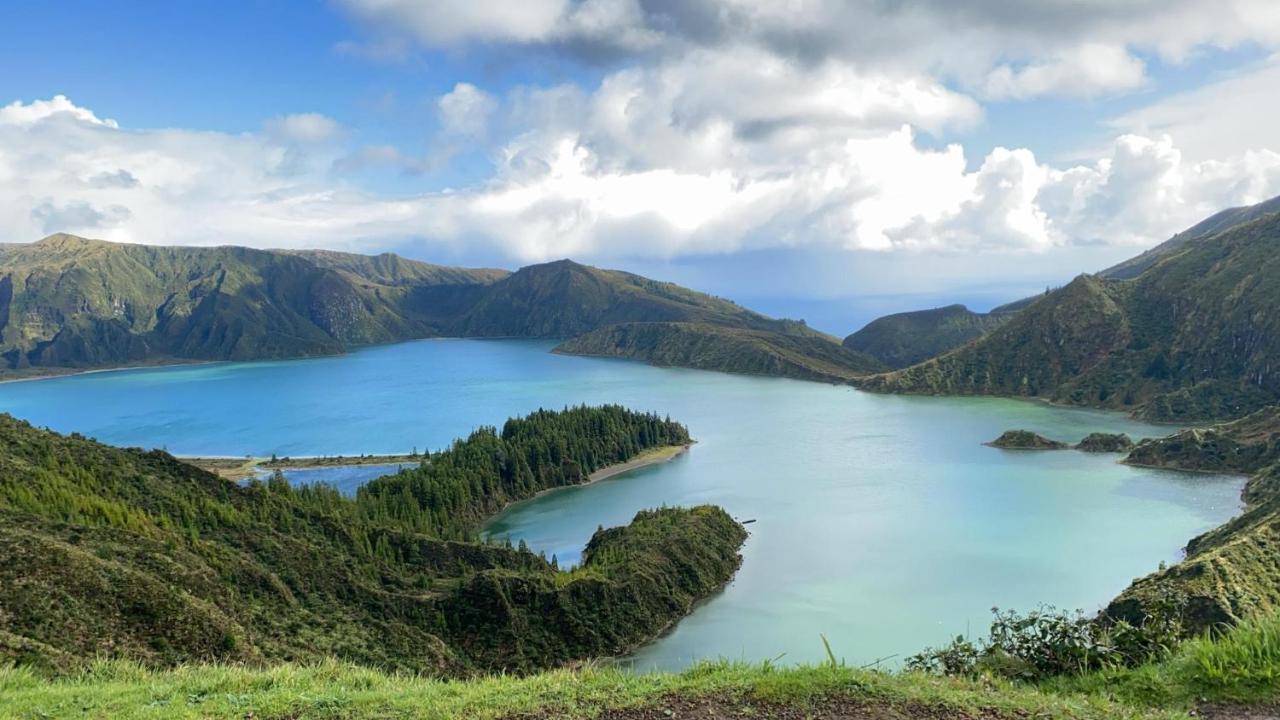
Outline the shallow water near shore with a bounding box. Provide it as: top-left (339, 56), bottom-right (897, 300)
top-left (0, 338), bottom-right (1244, 670)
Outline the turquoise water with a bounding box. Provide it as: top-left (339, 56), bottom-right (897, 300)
top-left (0, 339), bottom-right (1243, 670)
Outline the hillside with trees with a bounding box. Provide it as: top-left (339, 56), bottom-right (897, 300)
top-left (0, 407), bottom-right (745, 675)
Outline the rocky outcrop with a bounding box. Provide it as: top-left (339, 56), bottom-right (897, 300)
top-left (986, 430), bottom-right (1069, 450)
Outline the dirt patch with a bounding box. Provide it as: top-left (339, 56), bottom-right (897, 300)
top-left (513, 694), bottom-right (1022, 719)
top-left (1198, 704), bottom-right (1280, 720)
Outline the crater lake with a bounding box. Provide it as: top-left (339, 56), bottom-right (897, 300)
top-left (0, 338), bottom-right (1243, 669)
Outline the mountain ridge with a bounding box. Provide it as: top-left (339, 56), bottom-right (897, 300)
top-left (858, 210), bottom-right (1280, 421)
top-left (0, 236), bottom-right (870, 384)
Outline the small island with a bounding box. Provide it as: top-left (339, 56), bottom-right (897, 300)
top-left (986, 429), bottom-right (1070, 450)
top-left (1075, 432), bottom-right (1135, 453)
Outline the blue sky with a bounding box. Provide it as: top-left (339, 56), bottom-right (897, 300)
top-left (3, 1), bottom-right (1279, 333)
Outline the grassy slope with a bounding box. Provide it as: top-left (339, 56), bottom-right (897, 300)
top-left (555, 321), bottom-right (886, 382)
top-left (0, 409), bottom-right (747, 675)
top-left (1101, 195), bottom-right (1280, 280)
top-left (859, 212), bottom-right (1280, 422)
top-left (7, 613), bottom-right (1280, 719)
top-left (841, 304), bottom-right (1011, 369)
top-left (1105, 408), bottom-right (1280, 631)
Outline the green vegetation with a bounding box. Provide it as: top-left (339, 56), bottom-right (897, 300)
top-left (356, 404), bottom-right (692, 538)
top-left (859, 209), bottom-right (1280, 422)
top-left (986, 430), bottom-right (1069, 450)
top-left (1076, 432), bottom-right (1135, 453)
top-left (1106, 407), bottom-right (1280, 633)
top-left (0, 407), bottom-right (746, 675)
top-left (1100, 194), bottom-right (1280, 281)
top-left (555, 321), bottom-right (885, 383)
top-left (842, 304), bottom-right (1011, 369)
top-left (5, 614), bottom-right (1280, 719)
top-left (0, 235), bottom-right (502, 373)
top-left (0, 237), bottom-right (866, 384)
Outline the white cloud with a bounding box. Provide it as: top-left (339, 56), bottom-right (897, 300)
top-left (0, 94), bottom-right (117, 127)
top-left (984, 44), bottom-right (1146, 100)
top-left (2, 95), bottom-right (1279, 264)
top-left (264, 113), bottom-right (342, 143)
top-left (1107, 55), bottom-right (1280, 162)
top-left (437, 83), bottom-right (498, 138)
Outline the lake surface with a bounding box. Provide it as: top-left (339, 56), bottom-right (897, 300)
top-left (256, 463), bottom-right (415, 495)
top-left (0, 339), bottom-right (1244, 669)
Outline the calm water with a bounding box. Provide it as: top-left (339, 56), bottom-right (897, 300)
top-left (0, 339), bottom-right (1243, 669)
top-left (256, 464), bottom-right (415, 495)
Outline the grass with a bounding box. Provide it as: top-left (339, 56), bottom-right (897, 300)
top-left (10, 609), bottom-right (1280, 717)
top-left (8, 615), bottom-right (1280, 719)
top-left (0, 659), bottom-right (1176, 720)
top-left (1048, 612), bottom-right (1280, 708)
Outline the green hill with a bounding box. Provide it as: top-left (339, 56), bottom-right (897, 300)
top-left (1105, 408), bottom-right (1280, 632)
top-left (0, 235), bottom-right (501, 373)
top-left (845, 194), bottom-right (1280, 372)
top-left (858, 210), bottom-right (1280, 422)
top-left (842, 304), bottom-right (1011, 369)
top-left (447, 259), bottom-right (787, 338)
top-left (1101, 195), bottom-right (1280, 281)
top-left (0, 406), bottom-right (746, 675)
top-left (555, 321), bottom-right (885, 382)
top-left (0, 238), bottom-right (868, 384)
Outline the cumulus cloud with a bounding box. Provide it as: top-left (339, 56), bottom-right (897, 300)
top-left (2, 95), bottom-right (1278, 263)
top-left (0, 94), bottom-right (117, 127)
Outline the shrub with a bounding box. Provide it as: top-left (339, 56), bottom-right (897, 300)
top-left (907, 594), bottom-right (1188, 682)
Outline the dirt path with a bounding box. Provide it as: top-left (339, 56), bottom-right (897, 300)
top-left (515, 695), bottom-right (1018, 719)
top-left (1200, 705), bottom-right (1280, 720)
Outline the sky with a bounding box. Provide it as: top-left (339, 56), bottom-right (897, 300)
top-left (3, 0), bottom-right (1280, 333)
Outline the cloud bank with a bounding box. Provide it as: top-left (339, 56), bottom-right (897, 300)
top-left (3, 89), bottom-right (1278, 262)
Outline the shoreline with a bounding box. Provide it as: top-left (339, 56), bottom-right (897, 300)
top-left (587, 443), bottom-right (692, 483)
top-left (0, 337), bottom-right (566, 386)
top-left (0, 358), bottom-right (225, 385)
top-left (483, 443), bottom-right (694, 530)
top-left (183, 443), bottom-right (691, 486)
top-left (183, 453), bottom-right (423, 481)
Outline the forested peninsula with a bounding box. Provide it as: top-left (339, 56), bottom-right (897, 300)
top-left (0, 405), bottom-right (746, 675)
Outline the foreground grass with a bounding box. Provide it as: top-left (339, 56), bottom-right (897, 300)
top-left (5, 616), bottom-right (1279, 720)
top-left (1047, 612), bottom-right (1280, 708)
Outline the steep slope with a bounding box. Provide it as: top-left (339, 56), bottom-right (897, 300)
top-left (841, 304), bottom-right (1011, 369)
top-left (1106, 408), bottom-right (1280, 632)
top-left (860, 212), bottom-right (1280, 421)
top-left (449, 259), bottom-right (783, 338)
top-left (0, 235), bottom-right (500, 372)
top-left (0, 407), bottom-right (746, 674)
top-left (1101, 194), bottom-right (1280, 280)
top-left (556, 321), bottom-right (886, 382)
